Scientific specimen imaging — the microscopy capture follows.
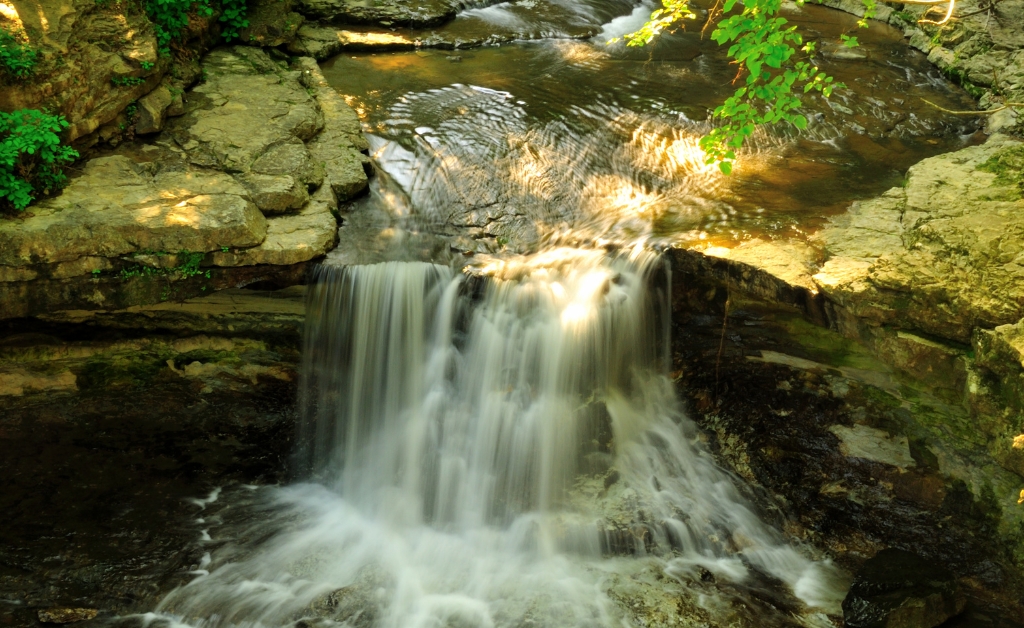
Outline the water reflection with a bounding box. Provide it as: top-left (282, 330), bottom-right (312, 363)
top-left (322, 1), bottom-right (980, 255)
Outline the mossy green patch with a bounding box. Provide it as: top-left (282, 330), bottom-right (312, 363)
top-left (77, 354), bottom-right (170, 390)
top-left (774, 312), bottom-right (881, 371)
top-left (977, 145), bottom-right (1024, 198)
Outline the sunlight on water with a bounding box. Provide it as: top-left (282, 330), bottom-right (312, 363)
top-left (132, 1), bottom-right (983, 625)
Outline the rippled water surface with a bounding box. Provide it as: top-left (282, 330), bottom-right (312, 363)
top-left (323, 1), bottom-right (980, 253)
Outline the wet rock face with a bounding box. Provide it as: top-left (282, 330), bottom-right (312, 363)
top-left (668, 265), bottom-right (1024, 623)
top-left (0, 301), bottom-right (301, 626)
top-left (842, 549), bottom-right (966, 628)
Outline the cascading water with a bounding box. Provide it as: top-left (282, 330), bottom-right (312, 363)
top-left (130, 0), bottom-right (982, 624)
top-left (147, 247), bottom-right (846, 628)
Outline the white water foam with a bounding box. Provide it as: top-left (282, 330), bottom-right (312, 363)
top-left (146, 249), bottom-right (846, 627)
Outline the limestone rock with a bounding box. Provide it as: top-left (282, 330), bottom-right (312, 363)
top-left (702, 239), bottom-right (822, 294)
top-left (289, 25), bottom-right (418, 58)
top-left (209, 185), bottom-right (338, 266)
top-left (236, 173), bottom-right (310, 214)
top-left (0, 155), bottom-right (267, 267)
top-left (136, 84), bottom-right (175, 135)
top-left (829, 424), bottom-right (916, 469)
top-left (295, 0), bottom-right (459, 27)
top-left (842, 549), bottom-right (966, 628)
top-left (815, 135), bottom-right (1024, 343)
top-left (251, 139), bottom-right (325, 189)
top-left (40, 286), bottom-right (306, 336)
top-left (293, 57), bottom-right (370, 198)
top-left (168, 47), bottom-right (324, 175)
top-left (0, 368), bottom-right (77, 397)
top-left (0, 0), bottom-right (165, 141)
top-left (37, 608), bottom-right (98, 624)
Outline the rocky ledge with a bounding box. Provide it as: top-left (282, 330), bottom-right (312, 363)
top-left (668, 133), bottom-right (1024, 618)
top-left (0, 46), bottom-right (369, 320)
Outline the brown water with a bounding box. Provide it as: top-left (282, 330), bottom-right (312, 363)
top-left (323, 1), bottom-right (980, 254)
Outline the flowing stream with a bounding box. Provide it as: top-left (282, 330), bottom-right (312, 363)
top-left (138, 1), bottom-right (981, 626)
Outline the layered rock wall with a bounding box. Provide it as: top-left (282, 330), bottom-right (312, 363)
top-left (0, 46), bottom-right (369, 319)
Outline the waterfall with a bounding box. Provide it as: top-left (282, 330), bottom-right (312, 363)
top-left (150, 247), bottom-right (845, 628)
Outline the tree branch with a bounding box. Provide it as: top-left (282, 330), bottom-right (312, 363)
top-left (922, 98), bottom-right (1024, 115)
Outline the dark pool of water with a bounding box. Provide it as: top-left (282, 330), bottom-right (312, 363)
top-left (323, 1), bottom-right (981, 253)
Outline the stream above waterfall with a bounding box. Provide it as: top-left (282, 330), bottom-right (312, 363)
top-left (320, 0), bottom-right (979, 261)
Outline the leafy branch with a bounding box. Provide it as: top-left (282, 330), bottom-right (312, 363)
top-left (1, 109), bottom-right (79, 212)
top-left (617, 0), bottom-right (873, 173)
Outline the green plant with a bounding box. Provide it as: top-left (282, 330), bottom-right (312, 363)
top-left (119, 250), bottom-right (212, 281)
top-left (0, 27), bottom-right (38, 79)
top-left (619, 0), bottom-right (876, 173)
top-left (146, 0), bottom-right (213, 56)
top-left (111, 75), bottom-right (146, 87)
top-left (141, 60), bottom-right (155, 71)
top-left (0, 109), bottom-right (79, 212)
top-left (219, 0), bottom-right (249, 41)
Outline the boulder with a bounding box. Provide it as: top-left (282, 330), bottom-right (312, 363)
top-left (295, 0), bottom-right (460, 27)
top-left (135, 84), bottom-right (175, 135)
top-left (842, 549), bottom-right (967, 628)
top-left (166, 47), bottom-right (325, 213)
top-left (814, 135), bottom-right (1024, 343)
top-left (236, 173), bottom-right (310, 214)
top-left (209, 184), bottom-right (339, 266)
top-left (0, 155), bottom-right (266, 267)
top-left (293, 57), bottom-right (370, 198)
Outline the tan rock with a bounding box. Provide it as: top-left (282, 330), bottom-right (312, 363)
top-left (293, 57), bottom-right (369, 199)
top-left (37, 608), bottom-right (98, 624)
top-left (171, 48), bottom-right (324, 173)
top-left (815, 135), bottom-right (1024, 342)
top-left (210, 185), bottom-right (338, 266)
top-left (0, 155), bottom-right (267, 266)
top-left (236, 173), bottom-right (309, 214)
top-left (0, 0), bottom-right (164, 141)
top-left (0, 266), bottom-right (38, 282)
top-left (829, 424), bottom-right (916, 469)
top-left (136, 84), bottom-right (174, 135)
top-left (51, 256), bottom-right (113, 279)
top-left (289, 25), bottom-right (418, 59)
top-left (703, 238), bottom-right (822, 294)
top-left (0, 368), bottom-right (77, 397)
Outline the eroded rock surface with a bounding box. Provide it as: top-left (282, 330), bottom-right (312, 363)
top-left (296, 0), bottom-right (463, 27)
top-left (0, 46), bottom-right (369, 320)
top-left (0, 155), bottom-right (267, 267)
top-left (814, 135), bottom-right (1024, 343)
top-left (842, 549), bottom-right (967, 628)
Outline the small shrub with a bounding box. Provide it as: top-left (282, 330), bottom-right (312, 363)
top-left (0, 109), bottom-right (79, 212)
top-left (112, 75), bottom-right (146, 87)
top-left (146, 0), bottom-right (213, 56)
top-left (219, 0), bottom-right (249, 41)
top-left (0, 27), bottom-right (38, 79)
